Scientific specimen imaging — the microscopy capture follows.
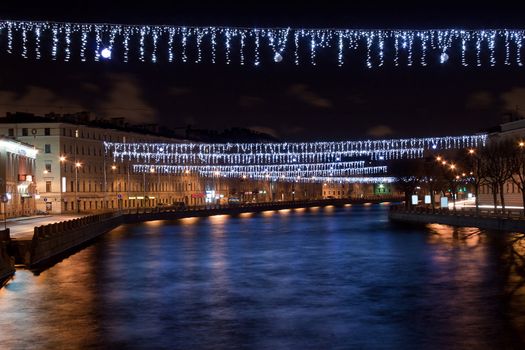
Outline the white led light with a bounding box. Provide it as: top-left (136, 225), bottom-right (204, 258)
top-left (2, 21), bottom-right (524, 67)
top-left (100, 47), bottom-right (111, 59)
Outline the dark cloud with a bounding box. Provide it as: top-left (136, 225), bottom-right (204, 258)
top-left (367, 125), bottom-right (394, 138)
top-left (0, 85), bottom-right (85, 116)
top-left (96, 73), bottom-right (156, 123)
top-left (80, 82), bottom-right (100, 93)
top-left (346, 94), bottom-right (367, 105)
top-left (169, 87), bottom-right (192, 96)
top-left (466, 91), bottom-right (495, 110)
top-left (248, 126), bottom-right (279, 138)
top-left (239, 95), bottom-right (265, 109)
top-left (500, 87), bottom-right (525, 112)
top-left (287, 84), bottom-right (333, 108)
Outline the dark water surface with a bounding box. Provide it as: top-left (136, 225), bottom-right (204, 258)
top-left (1, 204), bottom-right (525, 349)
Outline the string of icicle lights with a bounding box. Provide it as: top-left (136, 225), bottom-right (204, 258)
top-left (105, 134), bottom-right (487, 183)
top-left (132, 164), bottom-right (388, 177)
top-left (1, 20), bottom-right (524, 66)
top-left (104, 134), bottom-right (487, 164)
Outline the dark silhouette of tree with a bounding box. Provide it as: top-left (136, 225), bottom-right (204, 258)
top-left (461, 148), bottom-right (487, 214)
top-left (390, 159), bottom-right (424, 208)
top-left (422, 156), bottom-right (448, 211)
top-left (480, 138), bottom-right (514, 211)
top-left (509, 140), bottom-right (525, 215)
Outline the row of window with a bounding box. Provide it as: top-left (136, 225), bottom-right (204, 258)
top-left (59, 197), bottom-right (204, 212)
top-left (43, 180), bottom-right (201, 193)
top-left (480, 183), bottom-right (522, 194)
top-left (7, 126), bottom-right (166, 144)
top-left (323, 190), bottom-right (345, 196)
top-left (9, 128), bottom-right (51, 137)
top-left (62, 144), bottom-right (104, 157)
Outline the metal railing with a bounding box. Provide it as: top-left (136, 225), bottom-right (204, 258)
top-left (390, 204), bottom-right (525, 220)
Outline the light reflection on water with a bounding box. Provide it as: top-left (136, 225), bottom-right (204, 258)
top-left (0, 204), bottom-right (524, 349)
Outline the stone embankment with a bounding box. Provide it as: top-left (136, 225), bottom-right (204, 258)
top-left (0, 229), bottom-right (15, 286)
top-left (389, 205), bottom-right (525, 232)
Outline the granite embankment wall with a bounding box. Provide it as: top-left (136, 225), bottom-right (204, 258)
top-left (11, 213), bottom-right (124, 268)
top-left (0, 229), bottom-right (15, 285)
top-left (389, 207), bottom-right (525, 232)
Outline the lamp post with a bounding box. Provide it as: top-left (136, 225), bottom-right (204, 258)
top-left (75, 162), bottom-right (81, 213)
top-left (103, 153), bottom-right (107, 210)
top-left (150, 166), bottom-right (155, 207)
top-left (142, 171), bottom-right (146, 207)
top-left (111, 165), bottom-right (117, 210)
top-left (59, 156), bottom-right (66, 212)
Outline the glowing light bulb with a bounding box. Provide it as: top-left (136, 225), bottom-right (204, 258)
top-left (274, 52), bottom-right (283, 62)
top-left (440, 52), bottom-right (449, 63)
top-left (100, 47), bottom-right (111, 59)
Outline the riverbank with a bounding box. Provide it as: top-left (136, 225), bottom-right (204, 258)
top-left (389, 205), bottom-right (525, 232)
top-left (0, 229), bottom-right (15, 286)
top-left (4, 197), bottom-right (400, 272)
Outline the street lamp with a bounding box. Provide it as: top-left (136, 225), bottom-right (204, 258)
top-left (75, 162), bottom-right (81, 213)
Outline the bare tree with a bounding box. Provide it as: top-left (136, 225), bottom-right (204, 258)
top-left (480, 139), bottom-right (515, 211)
top-left (461, 148), bottom-right (487, 214)
top-left (509, 140), bottom-right (525, 215)
top-left (422, 156), bottom-right (448, 211)
top-left (390, 160), bottom-right (424, 208)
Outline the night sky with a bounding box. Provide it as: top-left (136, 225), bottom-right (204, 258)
top-left (1, 1), bottom-right (525, 141)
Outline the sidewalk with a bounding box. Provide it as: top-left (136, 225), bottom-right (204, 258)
top-left (5, 214), bottom-right (52, 223)
top-left (6, 214), bottom-right (88, 240)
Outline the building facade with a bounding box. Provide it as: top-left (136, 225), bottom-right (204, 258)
top-left (0, 138), bottom-right (37, 217)
top-left (478, 118), bottom-right (525, 208)
top-left (0, 114), bottom-right (322, 214)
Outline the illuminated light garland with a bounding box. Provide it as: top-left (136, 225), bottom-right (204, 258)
top-left (104, 134), bottom-right (487, 164)
top-left (103, 134), bottom-right (487, 184)
top-left (109, 148), bottom-right (424, 164)
top-left (240, 175), bottom-right (396, 184)
top-left (132, 161), bottom-right (367, 173)
top-left (132, 164), bottom-right (388, 177)
top-left (0, 20), bottom-right (524, 66)
top-left (135, 165), bottom-right (395, 184)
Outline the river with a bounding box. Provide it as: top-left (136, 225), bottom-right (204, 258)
top-left (1, 204), bottom-right (524, 349)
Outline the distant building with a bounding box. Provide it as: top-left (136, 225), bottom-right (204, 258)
top-left (0, 113), bottom-right (216, 214)
top-left (0, 112), bottom-right (317, 215)
top-left (322, 182), bottom-right (375, 199)
top-left (478, 118), bottom-right (525, 208)
top-left (0, 138), bottom-right (37, 217)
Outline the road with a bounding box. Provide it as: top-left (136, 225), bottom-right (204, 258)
top-left (6, 214), bottom-right (87, 240)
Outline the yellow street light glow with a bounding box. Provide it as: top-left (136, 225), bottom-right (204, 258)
top-left (468, 149), bottom-right (475, 154)
top-left (59, 156), bottom-right (66, 162)
top-left (111, 165), bottom-right (117, 170)
top-left (75, 162), bottom-right (81, 167)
